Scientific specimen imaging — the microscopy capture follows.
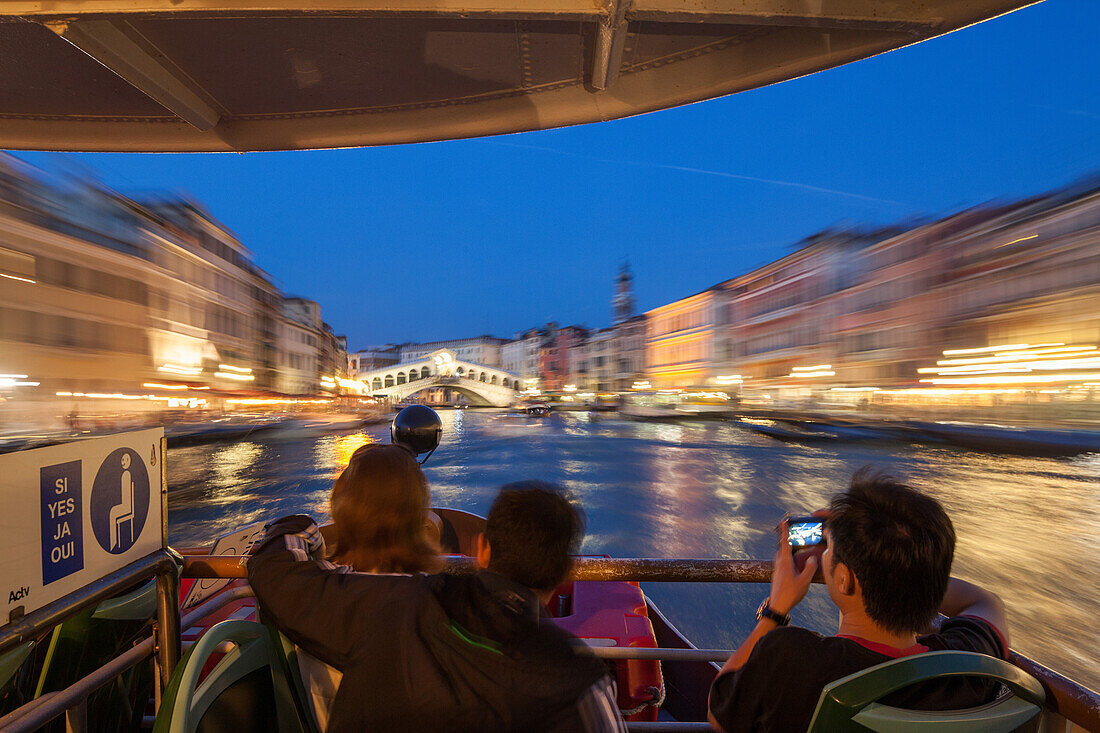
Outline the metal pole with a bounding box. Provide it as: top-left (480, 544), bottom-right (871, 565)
top-left (154, 566), bottom-right (181, 700)
top-left (0, 550), bottom-right (178, 657)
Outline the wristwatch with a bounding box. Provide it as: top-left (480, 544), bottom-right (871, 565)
top-left (756, 598), bottom-right (791, 626)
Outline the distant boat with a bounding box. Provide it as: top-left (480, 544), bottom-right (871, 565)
top-left (737, 419), bottom-right (838, 443)
top-left (621, 391), bottom-right (733, 421)
top-left (914, 421), bottom-right (1100, 457)
top-left (267, 414), bottom-right (369, 440)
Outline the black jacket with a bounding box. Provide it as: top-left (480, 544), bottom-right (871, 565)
top-left (248, 515), bottom-right (622, 733)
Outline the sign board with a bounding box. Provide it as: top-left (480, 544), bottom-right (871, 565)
top-left (1, 429), bottom-right (164, 626)
top-left (181, 521), bottom-right (266, 610)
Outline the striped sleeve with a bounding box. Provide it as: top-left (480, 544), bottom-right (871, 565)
top-left (248, 515), bottom-right (415, 668)
top-left (576, 675), bottom-right (627, 733)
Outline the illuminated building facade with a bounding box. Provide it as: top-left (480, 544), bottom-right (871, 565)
top-left (645, 287), bottom-right (727, 389)
top-left (722, 230), bottom-right (877, 393)
top-left (502, 328), bottom-right (542, 388)
top-left (936, 182), bottom-right (1100, 352)
top-left (612, 315), bottom-right (647, 392)
top-left (400, 336), bottom-right (508, 367)
top-left (0, 154), bottom-right (350, 421)
top-left (573, 327), bottom-right (616, 392)
top-left (539, 324), bottom-right (586, 390)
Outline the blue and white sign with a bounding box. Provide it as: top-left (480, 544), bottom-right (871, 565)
top-left (40, 460), bottom-right (84, 585)
top-left (90, 448), bottom-right (150, 555)
top-left (2, 429), bottom-right (163, 626)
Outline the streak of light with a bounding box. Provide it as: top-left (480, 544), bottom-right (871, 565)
top-left (995, 234), bottom-right (1038, 248)
top-left (159, 364), bottom-right (202, 375)
top-left (942, 343), bottom-right (1031, 356)
top-left (218, 364), bottom-right (253, 373)
top-left (214, 371), bottom-right (256, 381)
top-left (920, 373), bottom-right (1100, 385)
top-left (0, 272), bottom-right (36, 284)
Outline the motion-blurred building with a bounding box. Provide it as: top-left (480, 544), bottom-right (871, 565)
top-left (539, 324), bottom-right (587, 390)
top-left (644, 287), bottom-right (728, 390)
top-left (501, 328), bottom-right (542, 389)
top-left (0, 154), bottom-right (348, 426)
top-left (399, 336), bottom-right (507, 367)
top-left (643, 175), bottom-right (1100, 403)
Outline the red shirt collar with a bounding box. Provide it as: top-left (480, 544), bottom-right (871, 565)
top-left (836, 635), bottom-right (929, 658)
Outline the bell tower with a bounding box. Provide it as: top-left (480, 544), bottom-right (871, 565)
top-left (612, 261), bottom-right (636, 325)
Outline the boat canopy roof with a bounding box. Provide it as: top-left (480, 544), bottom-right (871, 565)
top-left (1, 0), bottom-right (1035, 152)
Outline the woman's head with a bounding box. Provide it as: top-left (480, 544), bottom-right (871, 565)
top-left (328, 443), bottom-right (441, 573)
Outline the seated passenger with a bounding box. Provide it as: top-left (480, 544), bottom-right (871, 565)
top-left (709, 468), bottom-right (1009, 733)
top-left (293, 443), bottom-right (443, 730)
top-left (250, 480), bottom-right (625, 733)
top-left (327, 442), bottom-right (442, 573)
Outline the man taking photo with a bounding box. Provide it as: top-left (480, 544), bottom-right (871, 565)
top-left (709, 468), bottom-right (1009, 732)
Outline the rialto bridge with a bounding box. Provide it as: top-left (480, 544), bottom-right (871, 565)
top-left (358, 349), bottom-right (520, 407)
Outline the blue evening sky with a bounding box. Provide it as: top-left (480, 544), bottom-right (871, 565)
top-left (13, 0), bottom-right (1099, 348)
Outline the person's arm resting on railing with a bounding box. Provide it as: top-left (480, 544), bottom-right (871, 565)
top-left (247, 514), bottom-right (415, 670)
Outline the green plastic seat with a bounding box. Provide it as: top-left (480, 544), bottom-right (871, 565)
top-left (269, 627), bottom-right (323, 733)
top-left (153, 620), bottom-right (307, 733)
top-left (0, 641), bottom-right (36, 715)
top-left (30, 576), bottom-right (164, 731)
top-left (806, 651), bottom-right (1045, 733)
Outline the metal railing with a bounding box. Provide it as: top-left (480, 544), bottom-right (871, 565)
top-left (0, 550), bottom-right (180, 733)
top-left (3, 554), bottom-right (1098, 732)
top-left (181, 555), bottom-right (1100, 733)
top-left (0, 582), bottom-right (253, 733)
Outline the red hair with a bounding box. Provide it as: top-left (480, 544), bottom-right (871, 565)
top-left (327, 443), bottom-right (441, 573)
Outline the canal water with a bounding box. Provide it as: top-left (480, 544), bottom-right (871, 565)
top-left (167, 409), bottom-right (1100, 692)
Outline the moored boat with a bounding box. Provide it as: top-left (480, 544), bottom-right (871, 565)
top-left (737, 418), bottom-right (839, 443)
top-left (265, 413), bottom-right (373, 440)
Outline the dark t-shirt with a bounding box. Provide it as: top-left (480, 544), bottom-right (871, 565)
top-left (709, 616), bottom-right (1007, 733)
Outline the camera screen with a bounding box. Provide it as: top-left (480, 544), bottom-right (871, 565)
top-left (788, 521), bottom-right (823, 547)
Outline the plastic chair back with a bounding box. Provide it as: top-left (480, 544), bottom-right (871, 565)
top-left (153, 619), bottom-right (306, 733)
top-left (270, 628), bottom-right (324, 733)
top-left (806, 651), bottom-right (1045, 732)
top-left (32, 576), bottom-right (161, 731)
top-left (0, 642), bottom-right (36, 716)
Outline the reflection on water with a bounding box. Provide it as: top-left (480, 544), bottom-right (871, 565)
top-left (168, 410), bottom-right (1100, 690)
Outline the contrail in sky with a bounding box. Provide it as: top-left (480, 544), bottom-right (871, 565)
top-left (484, 140), bottom-right (906, 208)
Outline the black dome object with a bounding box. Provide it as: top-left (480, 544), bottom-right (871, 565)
top-left (391, 405), bottom-right (443, 456)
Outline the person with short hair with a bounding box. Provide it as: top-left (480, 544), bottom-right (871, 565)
top-left (708, 468), bottom-right (1009, 733)
top-left (249, 481), bottom-right (625, 733)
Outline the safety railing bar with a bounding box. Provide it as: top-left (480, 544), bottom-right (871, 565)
top-left (180, 586), bottom-right (255, 630)
top-left (0, 637), bottom-right (152, 733)
top-left (0, 583), bottom-right (254, 733)
top-left (1010, 651), bottom-right (1100, 732)
top-left (625, 722), bottom-right (713, 731)
top-left (0, 550), bottom-right (178, 656)
top-left (175, 557), bottom-right (1100, 733)
top-left (182, 555), bottom-right (777, 583)
top-left (0, 691), bottom-right (60, 727)
top-left (574, 646), bottom-right (733, 662)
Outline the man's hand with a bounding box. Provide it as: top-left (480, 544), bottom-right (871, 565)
top-left (713, 516), bottom-right (822, 680)
top-left (768, 518), bottom-right (820, 615)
